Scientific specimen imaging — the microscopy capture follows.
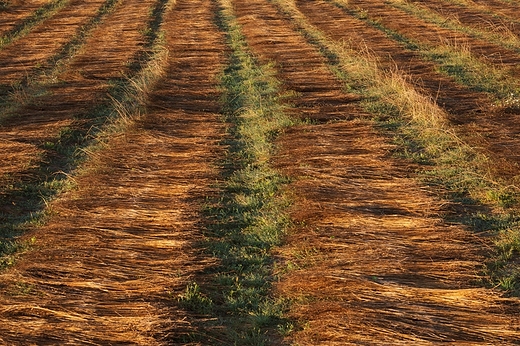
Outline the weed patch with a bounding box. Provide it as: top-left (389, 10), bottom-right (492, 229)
top-left (485, 224), bottom-right (520, 295)
top-left (178, 282), bottom-right (214, 315)
top-left (0, 237), bottom-right (36, 269)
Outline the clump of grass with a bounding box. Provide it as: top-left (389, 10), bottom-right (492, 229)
top-left (200, 0), bottom-right (295, 343)
top-left (484, 225), bottom-right (520, 295)
top-left (362, 59), bottom-right (498, 205)
top-left (178, 282), bottom-right (214, 315)
top-left (425, 38), bottom-right (518, 99)
top-left (0, 237), bottom-right (36, 269)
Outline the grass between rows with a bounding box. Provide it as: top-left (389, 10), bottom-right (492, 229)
top-left (175, 0), bottom-right (295, 344)
top-left (0, 0), bottom-right (172, 269)
top-left (272, 0), bottom-right (520, 294)
top-left (0, 0), bottom-right (70, 50)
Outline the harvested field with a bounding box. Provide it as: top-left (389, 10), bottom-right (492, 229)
top-left (0, 0), bottom-right (154, 234)
top-left (0, 0), bottom-right (57, 37)
top-left (345, 0), bottom-right (520, 65)
top-left (0, 0), bottom-right (227, 343)
top-left (232, 0), bottom-right (520, 343)
top-left (1, 0), bottom-right (520, 344)
top-left (420, 0), bottom-right (520, 34)
top-left (295, 0), bottom-right (520, 178)
top-left (0, 0), bottom-right (115, 91)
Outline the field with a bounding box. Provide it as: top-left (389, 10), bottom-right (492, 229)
top-left (1, 0), bottom-right (520, 344)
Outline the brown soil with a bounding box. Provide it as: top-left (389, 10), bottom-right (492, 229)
top-left (0, 0), bottom-right (52, 37)
top-left (296, 0), bottom-right (520, 179)
top-left (232, 0), bottom-right (520, 343)
top-left (0, 0), bottom-right (227, 343)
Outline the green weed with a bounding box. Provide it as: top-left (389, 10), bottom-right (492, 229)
top-left (178, 282), bottom-right (214, 315)
top-left (485, 225), bottom-right (520, 295)
top-left (0, 237), bottom-right (36, 269)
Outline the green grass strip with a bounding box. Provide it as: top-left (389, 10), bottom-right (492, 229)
top-left (183, 0), bottom-right (295, 343)
top-left (0, 0), bottom-right (70, 50)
